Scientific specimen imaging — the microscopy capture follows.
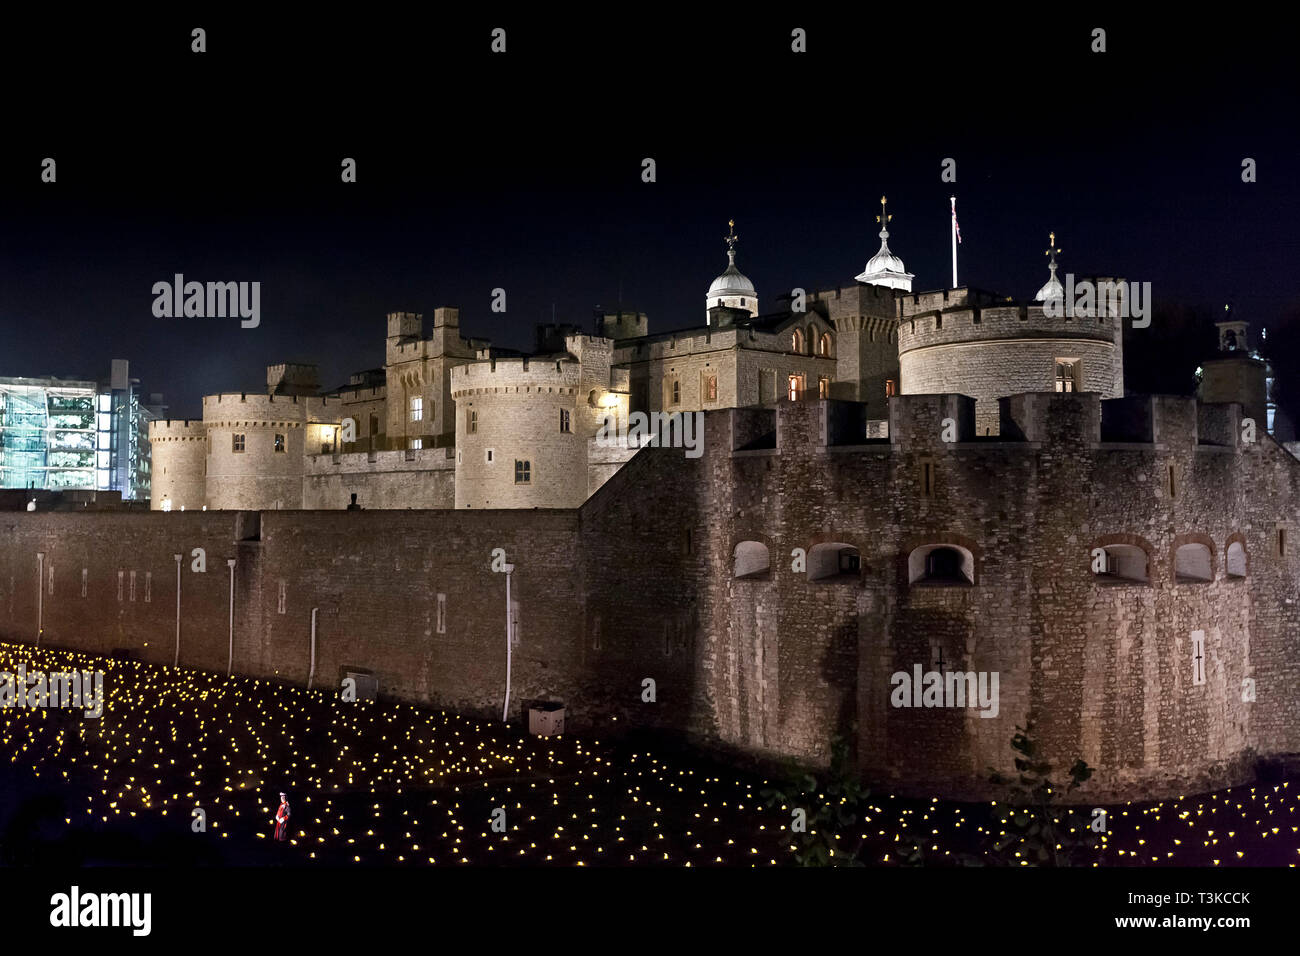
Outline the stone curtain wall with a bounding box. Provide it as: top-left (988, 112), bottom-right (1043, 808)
top-left (3, 391), bottom-right (1299, 802)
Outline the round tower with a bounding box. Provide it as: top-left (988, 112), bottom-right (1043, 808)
top-left (451, 355), bottom-right (589, 509)
top-left (202, 393), bottom-right (341, 509)
top-left (148, 419), bottom-right (207, 511)
top-left (896, 238), bottom-right (1124, 436)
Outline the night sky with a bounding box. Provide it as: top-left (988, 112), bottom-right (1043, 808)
top-left (3, 12), bottom-right (1296, 420)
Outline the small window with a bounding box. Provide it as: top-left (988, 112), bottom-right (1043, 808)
top-left (908, 544), bottom-right (975, 586)
top-left (703, 374), bottom-right (718, 403)
top-left (788, 375), bottom-right (804, 402)
top-left (819, 332), bottom-right (833, 357)
top-left (885, 379), bottom-right (897, 398)
top-left (1167, 464), bottom-right (1177, 499)
top-left (515, 459), bottom-right (531, 484)
top-left (792, 330), bottom-right (804, 353)
top-left (1226, 541), bottom-right (1247, 578)
top-left (921, 461), bottom-right (935, 497)
top-left (278, 580), bottom-right (287, 615)
top-left (232, 433), bottom-right (245, 453)
top-left (469, 409), bottom-right (478, 433)
top-left (818, 377), bottom-right (830, 399)
top-left (129, 570), bottom-right (137, 602)
top-left (1093, 544), bottom-right (1149, 584)
top-left (1191, 630), bottom-right (1206, 686)
top-left (486, 448), bottom-right (494, 463)
top-left (81, 568), bottom-right (87, 598)
top-left (117, 570), bottom-right (123, 602)
top-left (410, 397), bottom-right (423, 422)
top-left (733, 541), bottom-right (770, 579)
top-left (671, 380), bottom-right (681, 405)
top-left (560, 409), bottom-right (571, 432)
top-left (437, 593), bottom-right (447, 634)
top-left (274, 433), bottom-right (286, 453)
top-left (1277, 527), bottom-right (1287, 557)
top-left (809, 543), bottom-right (861, 581)
top-left (1174, 542), bottom-right (1213, 583)
top-left (410, 438), bottom-right (422, 449)
top-left (145, 571), bottom-right (151, 603)
top-left (1055, 360), bottom-right (1078, 393)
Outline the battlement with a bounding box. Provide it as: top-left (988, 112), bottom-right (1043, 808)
top-left (202, 392), bottom-right (342, 425)
top-left (266, 362), bottom-right (319, 396)
top-left (896, 300), bottom-right (1121, 355)
top-left (148, 418), bottom-right (205, 438)
top-left (449, 355), bottom-right (582, 395)
top-left (386, 311), bottom-right (422, 339)
top-left (808, 282), bottom-right (899, 322)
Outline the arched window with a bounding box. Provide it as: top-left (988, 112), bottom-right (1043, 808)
top-left (1226, 540), bottom-right (1247, 578)
top-left (792, 329), bottom-right (804, 353)
top-left (805, 324), bottom-right (816, 355)
top-left (909, 544), bottom-right (974, 585)
top-left (1093, 544), bottom-right (1148, 584)
top-left (809, 542), bottom-right (861, 581)
top-left (733, 541), bottom-right (770, 579)
top-left (819, 332), bottom-right (833, 358)
top-left (1174, 543), bottom-right (1213, 583)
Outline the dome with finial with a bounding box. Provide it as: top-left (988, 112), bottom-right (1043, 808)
top-left (1034, 231), bottom-right (1064, 302)
top-left (856, 196), bottom-right (914, 291)
top-left (706, 219), bottom-right (758, 321)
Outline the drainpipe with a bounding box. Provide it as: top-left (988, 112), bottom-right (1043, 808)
top-left (173, 553), bottom-right (182, 667)
top-left (308, 607), bottom-right (318, 690)
top-left (226, 558), bottom-right (236, 677)
top-left (36, 552), bottom-right (45, 645)
top-left (502, 562), bottom-right (515, 722)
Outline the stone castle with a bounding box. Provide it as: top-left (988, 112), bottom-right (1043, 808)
top-left (3, 204), bottom-right (1297, 802)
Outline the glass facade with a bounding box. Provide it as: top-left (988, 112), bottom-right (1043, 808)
top-left (0, 364), bottom-right (156, 500)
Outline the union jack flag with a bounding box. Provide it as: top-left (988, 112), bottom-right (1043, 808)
top-left (951, 196), bottom-right (962, 244)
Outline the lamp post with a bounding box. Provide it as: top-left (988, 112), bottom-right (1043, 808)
top-left (502, 562), bottom-right (515, 722)
top-left (36, 552), bottom-right (45, 645)
top-left (226, 558), bottom-right (236, 677)
top-left (173, 553), bottom-right (182, 666)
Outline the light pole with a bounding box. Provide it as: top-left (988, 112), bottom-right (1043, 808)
top-left (226, 558), bottom-right (236, 677)
top-left (36, 552), bottom-right (45, 645)
top-left (173, 553), bottom-right (182, 666)
top-left (502, 562), bottom-right (515, 722)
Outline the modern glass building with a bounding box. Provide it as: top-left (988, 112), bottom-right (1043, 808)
top-left (0, 360), bottom-right (161, 500)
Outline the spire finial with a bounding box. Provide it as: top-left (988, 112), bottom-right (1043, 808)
top-left (725, 218), bottom-right (738, 266)
top-left (1045, 231), bottom-right (1062, 277)
top-left (876, 195), bottom-right (891, 239)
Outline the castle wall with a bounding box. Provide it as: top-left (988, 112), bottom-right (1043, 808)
top-left (5, 392), bottom-right (1299, 803)
top-left (302, 449), bottom-right (455, 509)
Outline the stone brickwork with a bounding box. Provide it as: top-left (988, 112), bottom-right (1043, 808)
top-left (11, 390), bottom-right (1299, 803)
top-left (147, 419), bottom-right (207, 511)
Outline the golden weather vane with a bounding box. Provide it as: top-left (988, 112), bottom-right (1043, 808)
top-left (725, 219), bottom-right (738, 251)
top-left (877, 196), bottom-right (891, 226)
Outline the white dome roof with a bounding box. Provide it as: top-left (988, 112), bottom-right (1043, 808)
top-left (1034, 271), bottom-right (1064, 302)
top-left (708, 257), bottom-right (757, 298)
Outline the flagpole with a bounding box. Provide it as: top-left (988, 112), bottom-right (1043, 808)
top-left (950, 195), bottom-right (958, 288)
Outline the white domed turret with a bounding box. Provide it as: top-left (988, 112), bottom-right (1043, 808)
top-left (706, 219), bottom-right (758, 321)
top-left (856, 196), bottom-right (914, 291)
top-left (1034, 231), bottom-right (1064, 302)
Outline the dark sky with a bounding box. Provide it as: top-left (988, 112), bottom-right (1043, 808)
top-left (2, 12), bottom-right (1297, 419)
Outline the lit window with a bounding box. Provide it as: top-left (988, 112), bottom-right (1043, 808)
top-left (410, 439), bottom-right (422, 449)
top-left (1055, 360), bottom-right (1078, 393)
top-left (703, 374), bottom-right (717, 403)
top-left (819, 332), bottom-right (833, 357)
top-left (410, 397), bottom-right (423, 422)
top-left (885, 379), bottom-right (897, 398)
top-left (788, 375), bottom-right (804, 402)
top-left (274, 433), bottom-right (286, 453)
top-left (515, 460), bottom-right (531, 484)
top-left (232, 433), bottom-right (245, 453)
top-left (792, 330), bottom-right (804, 353)
top-left (818, 377), bottom-right (830, 399)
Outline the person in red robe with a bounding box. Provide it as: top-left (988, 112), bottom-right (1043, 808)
top-left (274, 792), bottom-right (290, 842)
